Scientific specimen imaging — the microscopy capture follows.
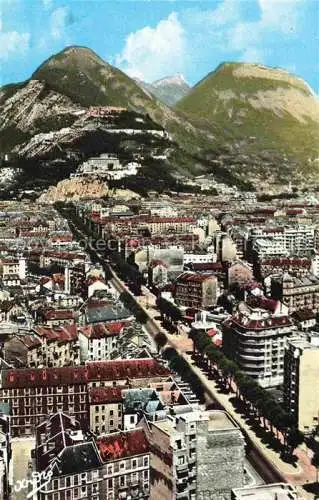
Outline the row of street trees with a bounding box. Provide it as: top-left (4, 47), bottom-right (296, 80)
top-left (156, 296), bottom-right (182, 332)
top-left (190, 330), bottom-right (304, 458)
top-left (119, 291), bottom-right (148, 324)
top-left (113, 254), bottom-right (144, 296)
top-left (163, 347), bottom-right (205, 402)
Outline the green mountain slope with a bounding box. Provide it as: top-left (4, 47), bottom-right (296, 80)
top-left (1, 50), bottom-right (319, 190)
top-left (177, 62), bottom-right (319, 182)
top-left (31, 46), bottom-right (205, 152)
top-left (1, 47), bottom-right (209, 173)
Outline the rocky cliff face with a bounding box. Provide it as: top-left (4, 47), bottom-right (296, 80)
top-left (38, 177), bottom-right (139, 204)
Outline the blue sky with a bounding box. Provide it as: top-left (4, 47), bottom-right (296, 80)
top-left (1, 0), bottom-right (318, 91)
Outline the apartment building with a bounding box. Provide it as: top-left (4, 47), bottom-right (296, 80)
top-left (248, 225), bottom-right (315, 261)
top-left (78, 321), bottom-right (128, 362)
top-left (142, 409), bottom-right (245, 500)
top-left (0, 359), bottom-right (171, 436)
top-left (223, 302), bottom-right (297, 387)
top-left (270, 273), bottom-right (319, 314)
top-left (19, 324), bottom-right (80, 368)
top-left (0, 257), bottom-right (26, 280)
top-left (255, 256), bottom-right (312, 281)
top-left (284, 334), bottom-right (319, 434)
top-left (89, 386), bottom-right (124, 435)
top-left (39, 308), bottom-right (75, 327)
top-left (34, 412), bottom-right (150, 500)
top-left (174, 272), bottom-right (219, 309)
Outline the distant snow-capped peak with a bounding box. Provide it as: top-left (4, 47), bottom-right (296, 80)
top-left (152, 74), bottom-right (188, 88)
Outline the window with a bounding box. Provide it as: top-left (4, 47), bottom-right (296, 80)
top-left (143, 457), bottom-right (149, 467)
top-left (132, 459), bottom-right (137, 468)
top-left (130, 416), bottom-right (135, 424)
top-left (110, 410), bottom-right (114, 416)
top-left (108, 478), bottom-right (113, 489)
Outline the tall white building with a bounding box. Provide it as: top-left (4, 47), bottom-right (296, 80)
top-left (223, 301), bottom-right (297, 387)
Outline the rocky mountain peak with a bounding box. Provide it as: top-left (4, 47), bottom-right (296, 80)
top-left (152, 74), bottom-right (189, 88)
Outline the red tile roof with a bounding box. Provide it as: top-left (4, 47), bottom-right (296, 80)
top-left (19, 335), bottom-right (42, 349)
top-left (260, 257), bottom-right (311, 267)
top-left (89, 386), bottom-right (124, 404)
top-left (247, 296), bottom-right (279, 313)
top-left (42, 309), bottom-right (75, 321)
top-left (34, 324), bottom-right (78, 344)
top-left (97, 429), bottom-right (149, 461)
top-left (191, 263), bottom-right (223, 271)
top-left (79, 321), bottom-right (127, 339)
top-left (229, 313), bottom-right (293, 331)
top-left (176, 271), bottom-right (217, 284)
top-left (2, 358), bottom-right (170, 388)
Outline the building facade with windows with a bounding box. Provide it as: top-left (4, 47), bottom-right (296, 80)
top-left (284, 335), bottom-right (319, 434)
top-left (223, 303), bottom-right (297, 387)
top-left (34, 412), bottom-right (150, 500)
top-left (0, 359), bottom-right (170, 436)
top-left (270, 273), bottom-right (319, 314)
top-left (174, 272), bottom-right (219, 309)
top-left (142, 410), bottom-right (245, 500)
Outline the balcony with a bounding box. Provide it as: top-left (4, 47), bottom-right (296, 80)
top-left (176, 462), bottom-right (188, 472)
top-left (239, 354), bottom-right (264, 361)
top-left (188, 468), bottom-right (196, 478)
top-left (176, 487), bottom-right (189, 499)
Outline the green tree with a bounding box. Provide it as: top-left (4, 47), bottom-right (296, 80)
top-left (154, 332), bottom-right (168, 353)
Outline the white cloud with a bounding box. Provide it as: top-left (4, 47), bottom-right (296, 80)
top-left (229, 0), bottom-right (301, 56)
top-left (0, 18), bottom-right (30, 60)
top-left (188, 0), bottom-right (240, 27)
top-left (241, 48), bottom-right (265, 64)
top-left (43, 0), bottom-right (53, 9)
top-left (115, 12), bottom-right (186, 82)
top-left (50, 7), bottom-right (68, 40)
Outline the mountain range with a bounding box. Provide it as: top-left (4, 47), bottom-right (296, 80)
top-left (136, 74), bottom-right (190, 106)
top-left (1, 46), bottom-right (318, 193)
